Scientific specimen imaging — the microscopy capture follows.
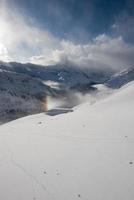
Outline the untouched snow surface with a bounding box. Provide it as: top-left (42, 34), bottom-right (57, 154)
top-left (0, 82), bottom-right (134, 200)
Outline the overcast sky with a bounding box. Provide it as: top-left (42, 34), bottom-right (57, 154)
top-left (0, 0), bottom-right (134, 70)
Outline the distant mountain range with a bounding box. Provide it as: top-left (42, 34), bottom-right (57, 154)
top-left (0, 61), bottom-right (113, 88)
top-left (0, 60), bottom-right (134, 123)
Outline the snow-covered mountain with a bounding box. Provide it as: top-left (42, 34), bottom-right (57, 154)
top-left (106, 67), bottom-right (134, 88)
top-left (0, 63), bottom-right (56, 123)
top-left (0, 60), bottom-right (134, 123)
top-left (0, 61), bottom-right (113, 88)
top-left (0, 60), bottom-right (134, 199)
top-left (0, 81), bottom-right (134, 200)
top-left (0, 61), bottom-right (113, 122)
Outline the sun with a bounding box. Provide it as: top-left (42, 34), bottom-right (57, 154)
top-left (0, 18), bottom-right (11, 62)
top-left (0, 42), bottom-right (7, 54)
top-left (0, 42), bottom-right (10, 61)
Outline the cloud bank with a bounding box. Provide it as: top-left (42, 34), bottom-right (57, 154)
top-left (30, 34), bottom-right (134, 71)
top-left (0, 0), bottom-right (134, 72)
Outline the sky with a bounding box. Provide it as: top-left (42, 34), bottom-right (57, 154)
top-left (0, 0), bottom-right (134, 70)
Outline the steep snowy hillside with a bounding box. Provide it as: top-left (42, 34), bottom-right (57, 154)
top-left (0, 81), bottom-right (134, 200)
top-left (0, 68), bottom-right (55, 123)
top-left (106, 68), bottom-right (134, 88)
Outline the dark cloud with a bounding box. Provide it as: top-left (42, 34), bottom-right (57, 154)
top-left (8, 0), bottom-right (133, 41)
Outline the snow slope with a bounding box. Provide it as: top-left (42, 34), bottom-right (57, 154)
top-left (0, 81), bottom-right (134, 200)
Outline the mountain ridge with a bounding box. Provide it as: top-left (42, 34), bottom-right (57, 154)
top-left (0, 60), bottom-right (134, 123)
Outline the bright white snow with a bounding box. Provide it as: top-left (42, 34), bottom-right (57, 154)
top-left (0, 82), bottom-right (134, 200)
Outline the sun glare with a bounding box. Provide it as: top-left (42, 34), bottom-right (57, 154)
top-left (0, 42), bottom-right (10, 61)
top-left (0, 18), bottom-right (11, 61)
